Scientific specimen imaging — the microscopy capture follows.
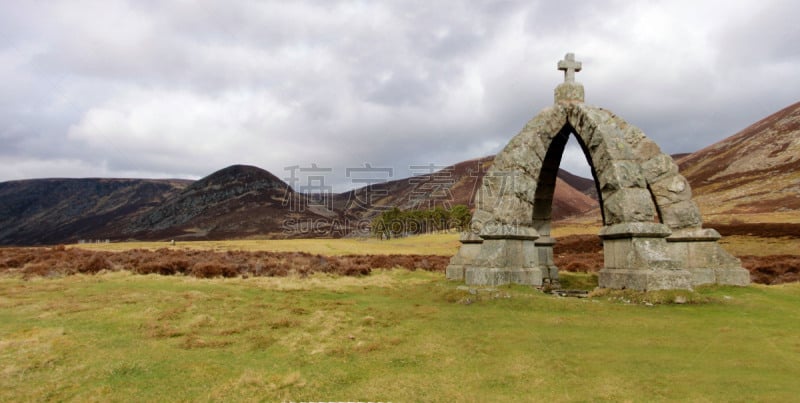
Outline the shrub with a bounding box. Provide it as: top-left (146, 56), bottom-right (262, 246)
top-left (22, 262), bottom-right (53, 279)
top-left (135, 259), bottom-right (192, 275)
top-left (190, 261), bottom-right (239, 278)
top-left (80, 254), bottom-right (113, 274)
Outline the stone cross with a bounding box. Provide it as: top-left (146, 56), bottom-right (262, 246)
top-left (558, 53), bottom-right (582, 83)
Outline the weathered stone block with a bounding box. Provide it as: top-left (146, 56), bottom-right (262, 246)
top-left (667, 228), bottom-right (720, 241)
top-left (598, 268), bottom-right (692, 291)
top-left (598, 223), bottom-right (692, 290)
top-left (603, 237), bottom-right (677, 271)
top-left (597, 160), bottom-right (647, 193)
top-left (589, 129), bottom-right (636, 164)
top-left (599, 222), bottom-right (672, 238)
top-left (641, 153), bottom-right (679, 183)
top-left (503, 141), bottom-right (543, 175)
top-left (650, 174), bottom-right (693, 206)
top-left (521, 107), bottom-right (568, 144)
top-left (465, 267), bottom-right (543, 286)
top-left (464, 235), bottom-right (547, 286)
top-left (535, 236), bottom-right (558, 280)
top-left (445, 233), bottom-right (484, 281)
top-left (554, 82), bottom-right (584, 104)
top-left (660, 200), bottom-right (703, 229)
top-left (629, 137), bottom-right (662, 161)
top-left (511, 174), bottom-right (537, 203)
top-left (603, 188), bottom-right (657, 224)
top-left (665, 228), bottom-right (750, 286)
top-left (476, 169), bottom-right (531, 214)
top-left (526, 134), bottom-right (549, 161)
top-left (480, 224), bottom-right (538, 240)
top-left (714, 267), bottom-right (751, 286)
top-left (621, 123), bottom-right (644, 146)
top-left (491, 196), bottom-right (533, 226)
top-left (569, 105), bottom-right (609, 144)
top-left (469, 209), bottom-right (492, 232)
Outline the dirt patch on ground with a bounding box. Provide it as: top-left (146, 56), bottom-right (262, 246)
top-left (0, 247), bottom-right (449, 279)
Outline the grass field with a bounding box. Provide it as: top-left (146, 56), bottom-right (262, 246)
top-left (2, 269), bottom-right (800, 401)
top-left (3, 232), bottom-right (799, 401)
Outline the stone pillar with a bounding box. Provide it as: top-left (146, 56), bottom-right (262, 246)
top-left (534, 236), bottom-right (558, 283)
top-left (464, 225), bottom-right (543, 286)
top-left (554, 82), bottom-right (584, 105)
top-left (666, 228), bottom-right (750, 286)
top-left (445, 232), bottom-right (483, 281)
top-left (598, 223), bottom-right (692, 290)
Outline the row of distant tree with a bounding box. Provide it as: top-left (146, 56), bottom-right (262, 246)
top-left (370, 205), bottom-right (471, 239)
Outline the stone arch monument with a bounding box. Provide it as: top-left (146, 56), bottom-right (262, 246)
top-left (446, 53), bottom-right (750, 290)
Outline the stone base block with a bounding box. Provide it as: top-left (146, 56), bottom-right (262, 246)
top-left (685, 267), bottom-right (748, 286)
top-left (666, 228), bottom-right (750, 287)
top-left (598, 268), bottom-right (692, 291)
top-left (540, 265), bottom-right (559, 282)
top-left (713, 267), bottom-right (751, 286)
top-left (445, 233), bottom-right (484, 281)
top-left (464, 266), bottom-right (543, 286)
top-left (688, 268), bottom-right (716, 285)
top-left (445, 264), bottom-right (466, 281)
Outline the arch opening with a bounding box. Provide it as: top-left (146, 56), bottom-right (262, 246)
top-left (533, 123), bottom-right (605, 233)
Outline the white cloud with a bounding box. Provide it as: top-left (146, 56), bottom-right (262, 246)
top-left (67, 87), bottom-right (299, 174)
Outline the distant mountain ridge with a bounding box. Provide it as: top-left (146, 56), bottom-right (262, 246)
top-left (122, 164), bottom-right (329, 240)
top-left (0, 178), bottom-right (190, 245)
top-left (0, 161), bottom-right (597, 244)
top-left (1, 101), bottom-right (797, 245)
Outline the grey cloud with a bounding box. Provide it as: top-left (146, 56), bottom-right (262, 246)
top-left (714, 0), bottom-right (800, 65)
top-left (1, 0), bottom-right (799, 188)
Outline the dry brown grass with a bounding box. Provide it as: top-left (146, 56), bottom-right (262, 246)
top-left (3, 226), bottom-right (798, 285)
top-left (740, 255), bottom-right (800, 285)
top-left (0, 247), bottom-right (449, 280)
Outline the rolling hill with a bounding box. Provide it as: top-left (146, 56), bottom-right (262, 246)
top-left (1, 101), bottom-right (798, 245)
top-left (678, 101), bottom-right (800, 220)
top-left (121, 164), bottom-right (338, 240)
top-left (0, 178), bottom-right (190, 245)
top-left (0, 161), bottom-right (597, 244)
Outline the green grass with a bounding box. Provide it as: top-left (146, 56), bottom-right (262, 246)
top-left (1, 270), bottom-right (799, 401)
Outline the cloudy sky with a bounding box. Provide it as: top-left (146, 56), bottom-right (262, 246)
top-left (1, 0), bottom-right (798, 191)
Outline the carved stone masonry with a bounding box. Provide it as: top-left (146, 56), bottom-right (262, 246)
top-left (446, 53), bottom-right (749, 291)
